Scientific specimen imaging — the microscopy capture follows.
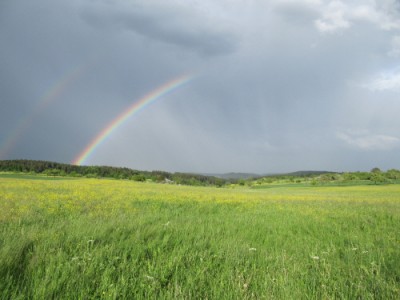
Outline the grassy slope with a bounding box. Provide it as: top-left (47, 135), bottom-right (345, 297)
top-left (0, 176), bottom-right (399, 299)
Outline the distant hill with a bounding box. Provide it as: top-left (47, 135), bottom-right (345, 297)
top-left (204, 171), bottom-right (334, 180)
top-left (280, 170), bottom-right (334, 177)
top-left (201, 172), bottom-right (262, 180)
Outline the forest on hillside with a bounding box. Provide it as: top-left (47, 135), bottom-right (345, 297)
top-left (0, 160), bottom-right (226, 186)
top-left (1, 160), bottom-right (400, 187)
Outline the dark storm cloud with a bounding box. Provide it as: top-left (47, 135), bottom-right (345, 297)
top-left (81, 1), bottom-right (237, 56)
top-left (272, 0), bottom-right (320, 25)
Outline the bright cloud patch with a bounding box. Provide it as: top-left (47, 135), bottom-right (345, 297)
top-left (314, 0), bottom-right (400, 34)
top-left (363, 69), bottom-right (400, 91)
top-left (315, 1), bottom-right (350, 33)
top-left (337, 131), bottom-right (400, 151)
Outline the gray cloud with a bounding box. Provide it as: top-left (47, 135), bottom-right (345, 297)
top-left (337, 131), bottom-right (400, 151)
top-left (81, 1), bottom-right (237, 56)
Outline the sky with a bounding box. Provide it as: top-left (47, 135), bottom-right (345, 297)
top-left (1, 0), bottom-right (400, 174)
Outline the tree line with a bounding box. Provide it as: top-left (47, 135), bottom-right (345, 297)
top-left (0, 160), bottom-right (226, 186)
top-left (1, 160), bottom-right (399, 187)
top-left (247, 167), bottom-right (400, 186)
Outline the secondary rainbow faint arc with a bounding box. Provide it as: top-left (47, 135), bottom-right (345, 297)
top-left (72, 74), bottom-right (194, 166)
top-left (0, 61), bottom-right (93, 159)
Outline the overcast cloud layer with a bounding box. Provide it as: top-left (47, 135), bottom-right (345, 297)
top-left (1, 0), bottom-right (400, 173)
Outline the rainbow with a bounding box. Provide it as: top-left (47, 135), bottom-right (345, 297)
top-left (72, 74), bottom-right (194, 166)
top-left (0, 62), bottom-right (92, 159)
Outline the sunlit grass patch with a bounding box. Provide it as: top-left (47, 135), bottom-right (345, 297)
top-left (0, 177), bottom-right (399, 298)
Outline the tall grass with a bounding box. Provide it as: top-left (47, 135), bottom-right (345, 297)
top-left (0, 177), bottom-right (399, 298)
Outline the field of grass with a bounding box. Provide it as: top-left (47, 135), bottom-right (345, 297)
top-left (1, 175), bottom-right (399, 299)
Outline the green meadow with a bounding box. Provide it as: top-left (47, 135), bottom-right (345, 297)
top-left (1, 175), bottom-right (399, 299)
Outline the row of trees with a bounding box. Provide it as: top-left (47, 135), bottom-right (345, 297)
top-left (0, 160), bottom-right (226, 187)
top-left (247, 168), bottom-right (400, 186)
top-left (311, 168), bottom-right (400, 184)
